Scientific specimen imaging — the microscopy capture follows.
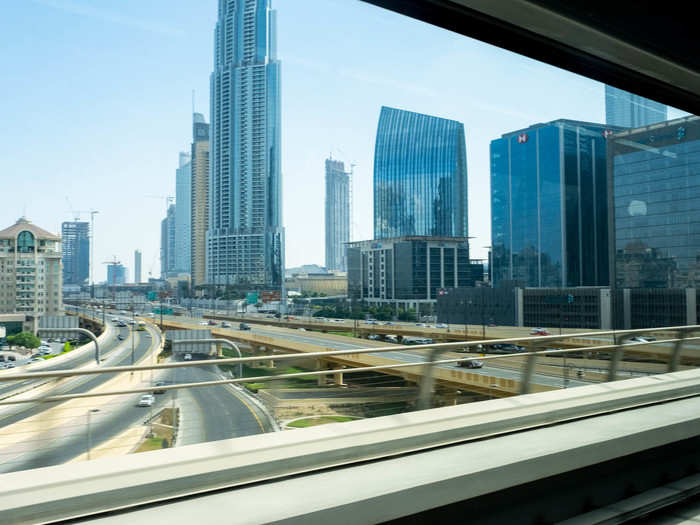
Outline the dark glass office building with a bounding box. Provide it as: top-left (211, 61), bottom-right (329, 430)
top-left (61, 221), bottom-right (89, 286)
top-left (610, 115), bottom-right (700, 288)
top-left (491, 119), bottom-right (619, 288)
top-left (374, 106), bottom-right (468, 239)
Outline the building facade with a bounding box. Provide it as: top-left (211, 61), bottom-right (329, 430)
top-left (0, 218), bottom-right (62, 316)
top-left (106, 263), bottom-right (126, 286)
top-left (207, 0), bottom-right (284, 287)
top-left (605, 86), bottom-right (668, 128)
top-left (491, 119), bottom-right (620, 289)
top-left (175, 151), bottom-right (192, 275)
top-left (191, 112), bottom-right (209, 287)
top-left (325, 158), bottom-right (350, 272)
top-left (347, 236), bottom-right (481, 313)
top-left (61, 221), bottom-right (89, 286)
top-left (374, 106), bottom-right (468, 240)
top-left (609, 115), bottom-right (700, 288)
top-left (161, 204), bottom-right (176, 279)
top-left (134, 249), bottom-right (142, 284)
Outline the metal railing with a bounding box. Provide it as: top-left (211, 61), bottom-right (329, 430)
top-left (0, 325), bottom-right (698, 408)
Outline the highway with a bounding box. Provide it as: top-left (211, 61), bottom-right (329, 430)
top-left (158, 314), bottom-right (591, 389)
top-left (0, 326), bottom-right (158, 472)
top-left (174, 363), bottom-right (272, 446)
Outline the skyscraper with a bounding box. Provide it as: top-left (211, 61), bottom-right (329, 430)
top-left (61, 221), bottom-right (89, 286)
top-left (175, 151), bottom-right (192, 275)
top-left (374, 106), bottom-right (468, 239)
top-left (161, 204), bottom-right (176, 279)
top-left (191, 112), bottom-right (209, 288)
top-left (605, 86), bottom-right (668, 128)
top-left (106, 263), bottom-right (126, 286)
top-left (609, 115), bottom-right (700, 288)
top-left (207, 0), bottom-right (283, 287)
top-left (491, 119), bottom-right (619, 288)
top-left (325, 158), bottom-right (350, 272)
top-left (134, 249), bottom-right (142, 284)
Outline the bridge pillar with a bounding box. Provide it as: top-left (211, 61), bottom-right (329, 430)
top-left (332, 364), bottom-right (346, 386)
top-left (316, 359), bottom-right (327, 386)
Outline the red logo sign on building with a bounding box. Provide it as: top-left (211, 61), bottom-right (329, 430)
top-left (602, 129), bottom-right (614, 138)
top-left (517, 133), bottom-right (528, 144)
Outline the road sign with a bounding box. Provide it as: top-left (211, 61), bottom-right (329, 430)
top-left (246, 292), bottom-right (258, 305)
top-left (165, 329), bottom-right (213, 355)
top-left (38, 316), bottom-right (79, 339)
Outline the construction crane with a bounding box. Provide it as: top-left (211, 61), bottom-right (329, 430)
top-left (145, 195), bottom-right (174, 214)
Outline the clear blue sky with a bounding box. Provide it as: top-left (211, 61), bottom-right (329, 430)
top-left (1, 0), bottom-right (687, 282)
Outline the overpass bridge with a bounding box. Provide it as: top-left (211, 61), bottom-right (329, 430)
top-left (201, 313), bottom-right (694, 363)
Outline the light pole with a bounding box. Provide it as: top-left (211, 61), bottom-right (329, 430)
top-left (131, 305), bottom-right (135, 365)
top-left (86, 408), bottom-right (100, 460)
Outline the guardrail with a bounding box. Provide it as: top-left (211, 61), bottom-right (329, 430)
top-left (0, 325), bottom-right (698, 408)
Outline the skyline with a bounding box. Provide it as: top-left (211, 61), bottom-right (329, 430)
top-left (1, 0), bottom-right (690, 283)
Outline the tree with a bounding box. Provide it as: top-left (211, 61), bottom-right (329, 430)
top-left (7, 331), bottom-right (40, 349)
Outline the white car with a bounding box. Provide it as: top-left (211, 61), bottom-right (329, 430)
top-left (183, 353), bottom-right (192, 361)
top-left (138, 394), bottom-right (155, 407)
top-left (436, 323), bottom-right (448, 328)
top-left (198, 321), bottom-right (208, 326)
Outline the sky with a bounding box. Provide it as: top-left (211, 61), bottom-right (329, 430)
top-left (0, 0), bottom-right (689, 282)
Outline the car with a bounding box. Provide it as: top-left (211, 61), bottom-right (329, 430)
top-left (199, 321), bottom-right (208, 326)
top-left (117, 322), bottom-right (127, 327)
top-left (415, 323), bottom-right (425, 327)
top-left (298, 327), bottom-right (306, 331)
top-left (117, 335), bottom-right (125, 341)
top-left (239, 323), bottom-right (251, 331)
top-left (367, 334), bottom-right (380, 341)
top-left (436, 323), bottom-right (448, 328)
top-left (128, 319), bottom-right (136, 325)
top-left (4, 363), bottom-right (15, 369)
top-left (207, 320), bottom-right (218, 326)
top-left (274, 313), bottom-right (281, 318)
top-left (138, 394), bottom-right (155, 407)
top-left (458, 359), bottom-right (484, 369)
top-left (29, 357), bottom-right (42, 363)
top-left (629, 336), bottom-right (656, 343)
top-left (183, 353), bottom-right (192, 361)
top-left (153, 381), bottom-right (166, 394)
top-left (530, 328), bottom-right (549, 336)
top-left (221, 322), bottom-right (232, 328)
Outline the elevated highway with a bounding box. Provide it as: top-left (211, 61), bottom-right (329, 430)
top-left (160, 317), bottom-right (597, 396)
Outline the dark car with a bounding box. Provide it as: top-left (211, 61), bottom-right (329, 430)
top-left (207, 320), bottom-right (218, 326)
top-left (274, 313), bottom-right (281, 318)
top-left (153, 381), bottom-right (166, 394)
top-left (458, 359), bottom-right (484, 369)
top-left (239, 323), bottom-right (251, 330)
top-left (117, 335), bottom-right (125, 341)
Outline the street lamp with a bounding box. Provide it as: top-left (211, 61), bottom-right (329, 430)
top-left (86, 408), bottom-right (100, 460)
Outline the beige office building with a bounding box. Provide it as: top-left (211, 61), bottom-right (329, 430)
top-left (191, 112), bottom-right (209, 287)
top-left (0, 218), bottom-right (62, 316)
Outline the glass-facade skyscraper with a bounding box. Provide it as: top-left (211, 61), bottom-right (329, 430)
top-left (605, 86), bottom-right (668, 128)
top-left (491, 119), bottom-right (619, 288)
top-left (175, 152), bottom-right (191, 275)
top-left (207, 0), bottom-right (283, 287)
top-left (61, 221), bottom-right (89, 286)
top-left (161, 203), bottom-right (176, 279)
top-left (610, 116), bottom-right (700, 288)
top-left (325, 158), bottom-right (350, 272)
top-left (374, 106), bottom-right (468, 239)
